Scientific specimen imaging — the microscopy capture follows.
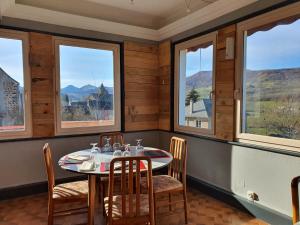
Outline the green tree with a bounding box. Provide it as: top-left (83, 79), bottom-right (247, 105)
top-left (185, 88), bottom-right (200, 106)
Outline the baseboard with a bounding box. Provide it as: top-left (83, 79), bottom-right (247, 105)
top-left (187, 175), bottom-right (292, 225)
top-left (0, 175), bottom-right (87, 201)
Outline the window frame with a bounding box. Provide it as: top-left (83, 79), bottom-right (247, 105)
top-left (235, 2), bottom-right (300, 151)
top-left (0, 29), bottom-right (32, 140)
top-left (54, 37), bottom-right (121, 135)
top-left (174, 32), bottom-right (217, 137)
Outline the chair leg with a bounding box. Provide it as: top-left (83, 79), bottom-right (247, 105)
top-left (102, 182), bottom-right (106, 217)
top-left (183, 190), bottom-right (188, 224)
top-left (168, 192), bottom-right (172, 211)
top-left (48, 200), bottom-right (54, 225)
top-left (98, 178), bottom-right (102, 204)
top-left (153, 194), bottom-right (157, 225)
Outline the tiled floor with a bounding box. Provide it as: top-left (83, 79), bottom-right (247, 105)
top-left (0, 187), bottom-right (268, 225)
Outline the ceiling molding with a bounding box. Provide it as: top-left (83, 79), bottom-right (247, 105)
top-left (158, 0), bottom-right (258, 40)
top-left (3, 0), bottom-right (257, 41)
top-left (5, 3), bottom-right (160, 40)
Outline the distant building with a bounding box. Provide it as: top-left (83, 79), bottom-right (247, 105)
top-left (0, 67), bottom-right (22, 126)
top-left (87, 93), bottom-right (113, 110)
top-left (185, 99), bottom-right (212, 129)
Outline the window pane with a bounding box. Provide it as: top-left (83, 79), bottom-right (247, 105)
top-left (0, 38), bottom-right (25, 132)
top-left (178, 43), bottom-right (213, 129)
top-left (59, 45), bottom-right (115, 128)
top-left (243, 18), bottom-right (300, 140)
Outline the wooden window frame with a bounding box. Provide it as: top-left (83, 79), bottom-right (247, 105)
top-left (235, 2), bottom-right (300, 151)
top-left (0, 29), bottom-right (32, 140)
top-left (174, 32), bottom-right (217, 137)
top-left (54, 37), bottom-right (121, 135)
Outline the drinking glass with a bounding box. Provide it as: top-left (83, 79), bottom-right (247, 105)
top-left (123, 144), bottom-right (131, 157)
top-left (113, 142), bottom-right (121, 152)
top-left (90, 143), bottom-right (99, 153)
top-left (136, 139), bottom-right (144, 151)
top-left (103, 137), bottom-right (112, 152)
top-left (113, 150), bottom-right (122, 158)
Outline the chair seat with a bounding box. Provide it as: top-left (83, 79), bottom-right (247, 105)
top-left (53, 180), bottom-right (88, 200)
top-left (141, 175), bottom-right (183, 194)
top-left (104, 194), bottom-right (149, 218)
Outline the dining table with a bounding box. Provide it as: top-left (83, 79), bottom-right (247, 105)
top-left (58, 147), bottom-right (173, 225)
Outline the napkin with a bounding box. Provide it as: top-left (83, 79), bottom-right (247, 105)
top-left (68, 154), bottom-right (91, 161)
top-left (79, 161), bottom-right (95, 171)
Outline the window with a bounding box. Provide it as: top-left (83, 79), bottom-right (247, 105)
top-left (0, 29), bottom-right (31, 139)
top-left (174, 32), bottom-right (216, 136)
top-left (236, 3), bottom-right (300, 150)
top-left (196, 120), bottom-right (202, 128)
top-left (54, 37), bottom-right (120, 135)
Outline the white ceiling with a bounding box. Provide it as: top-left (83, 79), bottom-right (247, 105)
top-left (15, 0), bottom-right (217, 29)
top-left (3, 0), bottom-right (258, 41)
top-left (86, 0), bottom-right (206, 16)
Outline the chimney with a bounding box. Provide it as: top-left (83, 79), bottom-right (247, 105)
top-left (190, 99), bottom-right (193, 115)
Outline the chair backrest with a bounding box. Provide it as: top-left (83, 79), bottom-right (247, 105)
top-left (107, 156), bottom-right (154, 225)
top-left (99, 132), bottom-right (124, 146)
top-left (43, 143), bottom-right (55, 197)
top-left (168, 137), bottom-right (187, 186)
top-left (291, 176), bottom-right (300, 224)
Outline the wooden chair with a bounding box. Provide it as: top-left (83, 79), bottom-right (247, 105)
top-left (142, 136), bottom-right (188, 224)
top-left (43, 143), bottom-right (88, 225)
top-left (292, 176), bottom-right (300, 224)
top-left (99, 132), bottom-right (125, 205)
top-left (99, 132), bottom-right (124, 147)
top-left (104, 156), bottom-right (154, 225)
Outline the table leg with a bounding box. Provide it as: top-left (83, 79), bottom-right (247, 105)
top-left (88, 175), bottom-right (96, 225)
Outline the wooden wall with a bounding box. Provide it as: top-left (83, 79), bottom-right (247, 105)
top-left (158, 41), bottom-right (171, 131)
top-left (29, 33), bottom-right (55, 137)
top-left (156, 25), bottom-right (236, 141)
top-left (124, 41), bottom-right (159, 131)
top-left (215, 25), bottom-right (236, 141)
top-left (23, 27), bottom-right (235, 140)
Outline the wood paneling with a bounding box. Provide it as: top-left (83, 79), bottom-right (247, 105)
top-left (29, 33), bottom-right (55, 137)
top-left (124, 41), bottom-right (159, 131)
top-left (158, 41), bottom-right (171, 131)
top-left (215, 25), bottom-right (236, 141)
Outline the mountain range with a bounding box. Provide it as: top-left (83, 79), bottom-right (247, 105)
top-left (61, 85), bottom-right (113, 101)
top-left (186, 71), bottom-right (212, 90)
top-left (185, 68), bottom-right (300, 100)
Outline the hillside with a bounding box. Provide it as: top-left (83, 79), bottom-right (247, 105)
top-left (61, 84), bottom-right (113, 101)
top-left (186, 71), bottom-right (212, 90)
top-left (245, 68), bottom-right (300, 100)
top-left (186, 68), bottom-right (300, 100)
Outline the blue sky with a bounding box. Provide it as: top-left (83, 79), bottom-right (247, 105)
top-left (186, 45), bottom-right (213, 77)
top-left (59, 45), bottom-right (114, 88)
top-left (0, 38), bottom-right (24, 84)
top-left (246, 19), bottom-right (300, 70)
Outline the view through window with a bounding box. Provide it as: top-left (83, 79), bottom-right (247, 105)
top-left (178, 42), bottom-right (214, 131)
top-left (0, 37), bottom-right (25, 132)
top-left (58, 43), bottom-right (117, 130)
top-left (242, 18), bottom-right (300, 140)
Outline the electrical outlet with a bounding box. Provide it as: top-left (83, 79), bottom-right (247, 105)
top-left (247, 191), bottom-right (259, 201)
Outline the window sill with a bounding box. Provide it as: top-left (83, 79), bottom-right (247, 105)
top-left (164, 130), bottom-right (300, 158)
top-left (229, 140), bottom-right (300, 158)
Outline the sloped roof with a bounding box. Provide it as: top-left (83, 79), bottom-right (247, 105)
top-left (185, 99), bottom-right (212, 119)
top-left (0, 67), bottom-right (19, 85)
